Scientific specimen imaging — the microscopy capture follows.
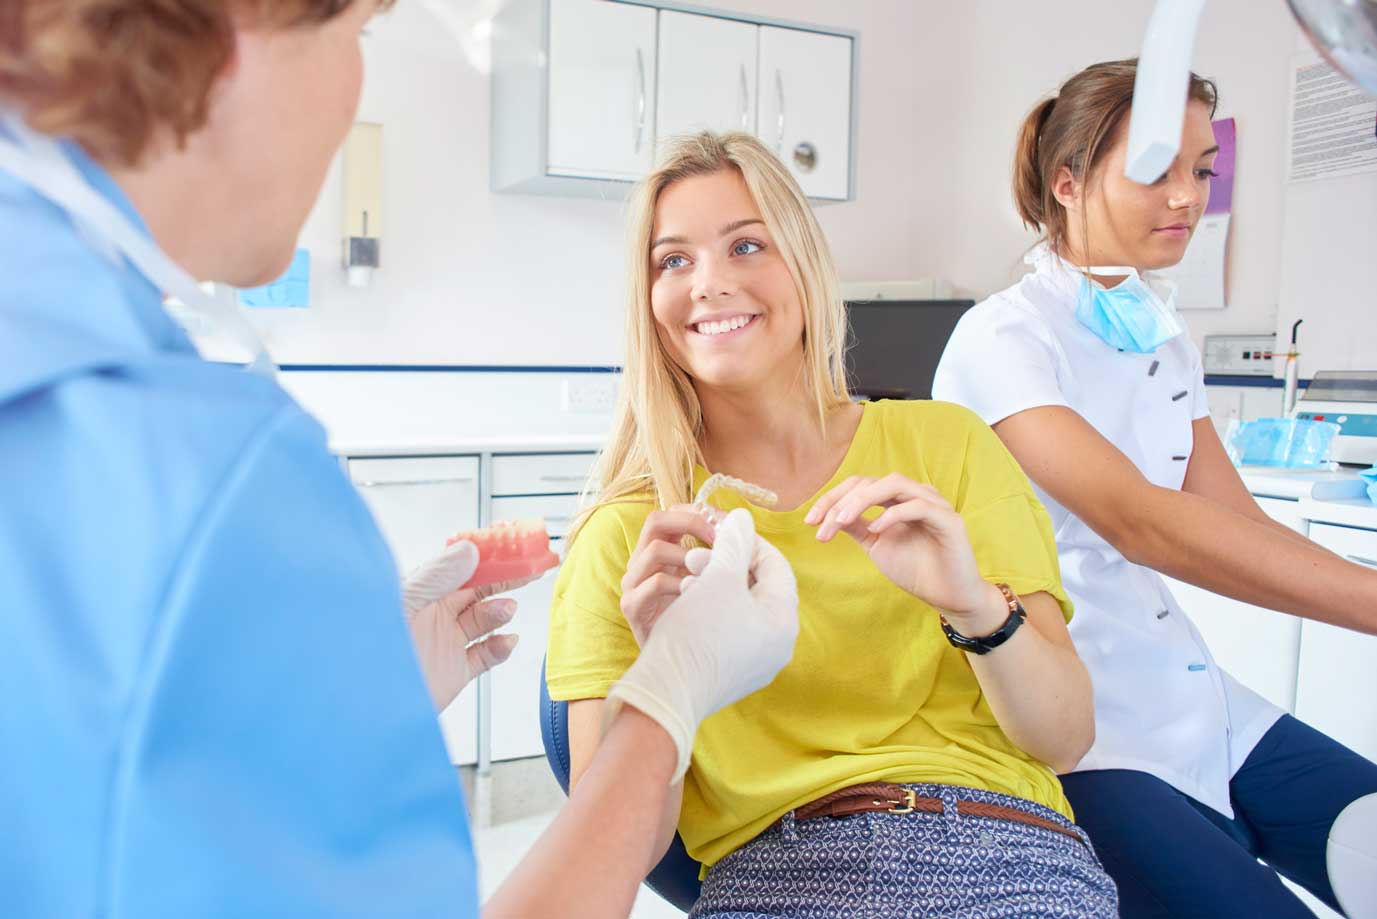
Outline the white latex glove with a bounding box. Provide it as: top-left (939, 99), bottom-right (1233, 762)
top-left (402, 540), bottom-right (542, 711)
top-left (605, 508), bottom-right (800, 782)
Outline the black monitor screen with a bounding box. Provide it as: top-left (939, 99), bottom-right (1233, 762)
top-left (845, 299), bottom-right (975, 400)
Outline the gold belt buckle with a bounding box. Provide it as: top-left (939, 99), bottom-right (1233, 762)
top-left (877, 789), bottom-right (917, 815)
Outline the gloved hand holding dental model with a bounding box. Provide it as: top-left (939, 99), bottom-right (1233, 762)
top-left (606, 508), bottom-right (800, 782)
top-left (402, 540), bottom-right (549, 710)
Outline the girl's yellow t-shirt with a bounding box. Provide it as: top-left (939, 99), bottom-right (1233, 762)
top-left (546, 399), bottom-right (1075, 870)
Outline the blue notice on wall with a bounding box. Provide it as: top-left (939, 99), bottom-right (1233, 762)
top-left (238, 248), bottom-right (311, 308)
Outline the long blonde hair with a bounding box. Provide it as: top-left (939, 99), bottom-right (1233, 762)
top-left (570, 131), bottom-right (850, 544)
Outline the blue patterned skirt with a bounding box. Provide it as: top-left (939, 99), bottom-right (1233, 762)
top-left (689, 784), bottom-right (1119, 919)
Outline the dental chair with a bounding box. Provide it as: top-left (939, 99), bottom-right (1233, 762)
top-left (539, 658), bottom-right (702, 914)
top-left (1329, 792), bottom-right (1377, 919)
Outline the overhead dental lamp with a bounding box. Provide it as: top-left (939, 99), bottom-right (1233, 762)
top-left (1126, 0), bottom-right (1377, 183)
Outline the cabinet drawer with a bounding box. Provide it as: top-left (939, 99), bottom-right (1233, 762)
top-left (1310, 522), bottom-right (1377, 568)
top-left (347, 456), bottom-right (480, 573)
top-left (491, 494), bottom-right (582, 541)
top-left (349, 455), bottom-right (480, 487)
top-left (491, 452), bottom-right (596, 496)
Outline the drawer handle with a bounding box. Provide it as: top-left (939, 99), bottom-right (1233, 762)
top-left (538, 474), bottom-right (587, 484)
top-left (738, 63), bottom-right (750, 130)
top-left (357, 476), bottom-right (475, 488)
top-left (1346, 554), bottom-right (1377, 570)
top-left (774, 68), bottom-right (786, 154)
top-left (634, 47), bottom-right (647, 153)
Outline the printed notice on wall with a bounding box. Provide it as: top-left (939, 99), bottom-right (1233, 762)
top-left (1288, 56), bottom-right (1377, 183)
top-left (1161, 118), bottom-right (1234, 310)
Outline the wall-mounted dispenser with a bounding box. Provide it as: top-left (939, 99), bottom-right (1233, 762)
top-left (343, 122), bottom-right (382, 288)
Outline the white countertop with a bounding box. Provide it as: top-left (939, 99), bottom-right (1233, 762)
top-left (1298, 496), bottom-right (1377, 530)
top-left (330, 442), bottom-right (1377, 527)
top-left (1238, 466), bottom-right (1361, 500)
top-left (331, 433), bottom-right (607, 457)
top-left (1238, 466), bottom-right (1377, 530)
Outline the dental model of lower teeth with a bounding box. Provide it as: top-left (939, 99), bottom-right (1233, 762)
top-left (693, 473), bottom-right (779, 515)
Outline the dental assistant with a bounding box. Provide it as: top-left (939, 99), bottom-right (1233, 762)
top-left (934, 59), bottom-right (1377, 918)
top-left (0, 3), bottom-right (798, 918)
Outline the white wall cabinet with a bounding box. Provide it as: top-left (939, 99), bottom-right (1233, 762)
top-left (347, 455), bottom-right (482, 766)
top-left (656, 10), bottom-right (758, 140)
top-left (493, 0), bottom-right (856, 201)
top-left (547, 0), bottom-right (658, 181)
top-left (493, 0), bottom-right (657, 194)
top-left (757, 25), bottom-right (854, 201)
top-left (1162, 496), bottom-right (1306, 713)
top-left (1296, 523), bottom-right (1377, 763)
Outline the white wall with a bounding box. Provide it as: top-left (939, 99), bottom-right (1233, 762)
top-left (243, 0), bottom-right (934, 367)
top-left (919, 0), bottom-right (1304, 356)
top-left (1276, 40), bottom-right (1377, 378)
top-left (243, 0), bottom-right (1309, 367)
top-left (279, 369), bottom-right (618, 450)
top-left (244, 1), bottom-right (624, 366)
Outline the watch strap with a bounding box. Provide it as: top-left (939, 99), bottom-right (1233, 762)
top-left (940, 583), bottom-right (1027, 655)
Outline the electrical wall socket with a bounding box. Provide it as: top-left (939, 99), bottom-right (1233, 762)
top-left (562, 376), bottom-right (619, 414)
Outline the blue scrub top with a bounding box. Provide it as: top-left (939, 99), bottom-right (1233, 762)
top-left (0, 139), bottom-right (479, 917)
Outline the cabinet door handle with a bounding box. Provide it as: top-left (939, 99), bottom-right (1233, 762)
top-left (774, 69), bottom-right (786, 154)
top-left (356, 476), bottom-right (476, 488)
top-left (738, 64), bottom-right (750, 130)
top-left (1346, 554), bottom-right (1377, 569)
top-left (634, 47), bottom-right (647, 153)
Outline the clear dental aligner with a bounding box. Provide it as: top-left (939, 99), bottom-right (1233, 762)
top-left (693, 473), bottom-right (779, 514)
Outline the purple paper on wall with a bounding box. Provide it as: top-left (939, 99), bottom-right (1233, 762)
top-left (1206, 117), bottom-right (1236, 215)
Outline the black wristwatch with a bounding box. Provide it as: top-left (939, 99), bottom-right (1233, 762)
top-left (940, 583), bottom-right (1027, 655)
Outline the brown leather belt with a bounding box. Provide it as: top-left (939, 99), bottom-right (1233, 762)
top-left (793, 782), bottom-right (1082, 845)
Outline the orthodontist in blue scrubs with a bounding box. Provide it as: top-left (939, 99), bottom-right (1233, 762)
top-left (0, 2), bottom-right (799, 917)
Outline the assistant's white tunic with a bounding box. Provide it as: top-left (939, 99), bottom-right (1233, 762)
top-left (934, 245), bottom-right (1283, 817)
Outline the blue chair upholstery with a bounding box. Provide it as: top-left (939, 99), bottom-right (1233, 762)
top-left (539, 657), bottom-right (702, 912)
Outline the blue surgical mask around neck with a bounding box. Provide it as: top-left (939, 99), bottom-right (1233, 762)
top-left (1073, 265), bottom-right (1184, 354)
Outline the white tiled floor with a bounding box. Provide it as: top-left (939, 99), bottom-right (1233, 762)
top-left (473, 811), bottom-right (685, 919)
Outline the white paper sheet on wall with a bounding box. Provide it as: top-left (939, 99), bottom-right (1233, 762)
top-left (1163, 212), bottom-right (1230, 310)
top-left (1288, 56), bottom-right (1377, 183)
